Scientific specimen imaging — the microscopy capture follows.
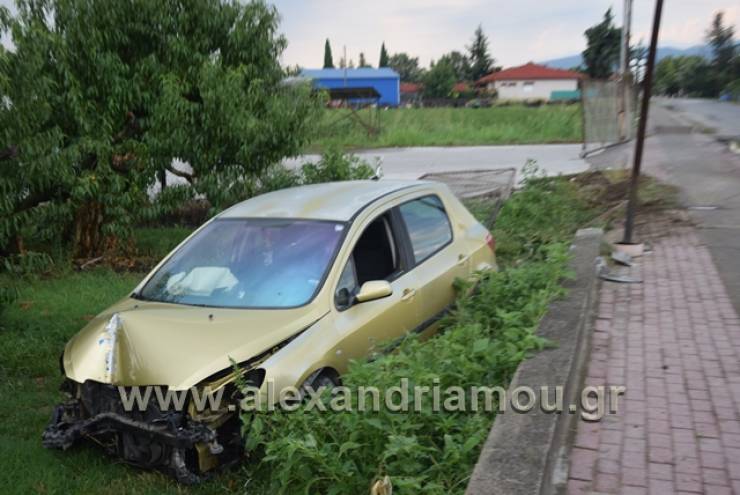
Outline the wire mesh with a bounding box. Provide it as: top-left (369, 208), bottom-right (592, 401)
top-left (582, 80), bottom-right (636, 154)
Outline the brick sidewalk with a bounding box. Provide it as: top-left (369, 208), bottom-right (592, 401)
top-left (567, 226), bottom-right (740, 494)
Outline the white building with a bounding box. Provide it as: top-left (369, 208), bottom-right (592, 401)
top-left (477, 62), bottom-right (583, 102)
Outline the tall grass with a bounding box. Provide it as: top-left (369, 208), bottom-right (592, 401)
top-left (311, 104), bottom-right (583, 150)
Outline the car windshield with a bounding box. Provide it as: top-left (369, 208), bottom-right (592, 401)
top-left (137, 219), bottom-right (345, 308)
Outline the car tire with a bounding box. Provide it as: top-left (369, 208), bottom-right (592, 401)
top-left (300, 369), bottom-right (340, 400)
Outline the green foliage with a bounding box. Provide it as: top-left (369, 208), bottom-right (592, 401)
top-left (0, 280), bottom-right (18, 315)
top-left (0, 0), bottom-right (319, 257)
top-left (379, 42), bottom-right (390, 68)
top-left (358, 52), bottom-right (371, 68)
top-left (242, 172), bottom-right (588, 494)
top-left (655, 13), bottom-right (738, 97)
top-left (300, 148), bottom-right (375, 183)
top-left (493, 163), bottom-right (593, 263)
top-left (423, 60), bottom-right (457, 98)
top-left (2, 251), bottom-right (54, 277)
top-left (467, 25), bottom-right (494, 81)
top-left (707, 12), bottom-right (736, 73)
top-left (0, 251), bottom-right (53, 315)
top-left (654, 55), bottom-right (716, 97)
top-left (582, 9), bottom-right (621, 79)
top-left (388, 52), bottom-right (424, 82)
top-left (725, 78), bottom-right (740, 100)
top-left (324, 38), bottom-right (335, 69)
top-left (438, 51), bottom-right (472, 82)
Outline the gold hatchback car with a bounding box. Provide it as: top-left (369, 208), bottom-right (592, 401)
top-left (44, 179), bottom-right (495, 482)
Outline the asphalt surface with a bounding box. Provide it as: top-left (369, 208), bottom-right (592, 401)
top-left (286, 143), bottom-right (589, 181)
top-left (653, 97), bottom-right (740, 138)
top-left (588, 98), bottom-right (740, 315)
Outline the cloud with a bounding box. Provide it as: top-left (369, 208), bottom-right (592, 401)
top-left (272, 0), bottom-right (739, 69)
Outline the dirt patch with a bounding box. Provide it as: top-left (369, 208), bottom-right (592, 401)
top-left (567, 169), bottom-right (682, 231)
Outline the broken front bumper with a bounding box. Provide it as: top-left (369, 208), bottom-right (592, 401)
top-left (42, 380), bottom-right (230, 484)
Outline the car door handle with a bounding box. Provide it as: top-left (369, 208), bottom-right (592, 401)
top-left (401, 288), bottom-right (417, 301)
top-left (458, 254), bottom-right (470, 265)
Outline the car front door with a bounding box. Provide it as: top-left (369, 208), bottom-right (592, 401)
top-left (331, 210), bottom-right (421, 366)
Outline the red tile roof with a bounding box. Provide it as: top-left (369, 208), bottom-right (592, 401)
top-left (452, 82), bottom-right (470, 93)
top-left (400, 82), bottom-right (423, 93)
top-left (477, 62), bottom-right (583, 85)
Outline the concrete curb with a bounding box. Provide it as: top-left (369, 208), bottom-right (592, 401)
top-left (465, 228), bottom-right (603, 495)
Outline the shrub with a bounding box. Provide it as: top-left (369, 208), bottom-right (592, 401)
top-left (300, 147), bottom-right (375, 183)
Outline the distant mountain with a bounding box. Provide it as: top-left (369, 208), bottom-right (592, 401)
top-left (540, 45), bottom-right (712, 69)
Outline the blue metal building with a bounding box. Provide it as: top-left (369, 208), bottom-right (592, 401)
top-left (300, 68), bottom-right (401, 106)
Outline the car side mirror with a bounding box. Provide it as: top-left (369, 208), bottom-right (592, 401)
top-left (355, 280), bottom-right (393, 303)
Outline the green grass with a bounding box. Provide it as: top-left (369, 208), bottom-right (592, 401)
top-left (310, 104), bottom-right (583, 150)
top-left (134, 226), bottom-right (193, 259)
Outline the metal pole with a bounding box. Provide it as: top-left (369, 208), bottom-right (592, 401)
top-left (622, 0), bottom-right (663, 244)
top-left (618, 0), bottom-right (632, 142)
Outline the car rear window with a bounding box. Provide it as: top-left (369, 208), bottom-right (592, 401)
top-left (398, 195), bottom-right (453, 264)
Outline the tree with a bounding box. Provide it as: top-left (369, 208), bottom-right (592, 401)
top-left (582, 9), bottom-right (621, 79)
top-left (323, 39), bottom-right (334, 68)
top-left (0, 0), bottom-right (319, 257)
top-left (438, 51), bottom-right (472, 81)
top-left (388, 53), bottom-right (424, 82)
top-left (706, 11), bottom-right (737, 91)
top-left (358, 52), bottom-right (370, 68)
top-left (338, 56), bottom-right (354, 68)
top-left (707, 12), bottom-right (735, 69)
top-left (423, 59), bottom-right (456, 98)
top-left (467, 25), bottom-right (494, 81)
top-left (654, 56), bottom-right (714, 97)
top-left (378, 42), bottom-right (389, 67)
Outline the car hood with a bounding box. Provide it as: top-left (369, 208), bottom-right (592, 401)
top-left (63, 297), bottom-right (327, 390)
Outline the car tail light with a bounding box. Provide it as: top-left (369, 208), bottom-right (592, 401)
top-left (485, 232), bottom-right (496, 252)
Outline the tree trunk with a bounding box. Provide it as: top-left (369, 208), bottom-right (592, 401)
top-left (73, 201), bottom-right (106, 258)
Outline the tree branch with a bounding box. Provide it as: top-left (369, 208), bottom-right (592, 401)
top-left (166, 164), bottom-right (194, 182)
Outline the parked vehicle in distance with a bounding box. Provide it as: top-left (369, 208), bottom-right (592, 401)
top-left (43, 180), bottom-right (496, 482)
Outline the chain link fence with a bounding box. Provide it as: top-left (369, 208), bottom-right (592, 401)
top-left (581, 80), bottom-right (637, 155)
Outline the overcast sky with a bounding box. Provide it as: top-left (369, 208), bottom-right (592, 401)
top-left (271, 0), bottom-right (738, 68)
top-left (2, 0), bottom-right (738, 68)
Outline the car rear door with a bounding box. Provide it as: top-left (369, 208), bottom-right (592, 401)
top-left (396, 194), bottom-right (469, 334)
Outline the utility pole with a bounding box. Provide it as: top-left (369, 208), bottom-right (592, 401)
top-left (618, 0), bottom-right (632, 142)
top-left (343, 45), bottom-right (348, 87)
top-left (622, 0), bottom-right (663, 245)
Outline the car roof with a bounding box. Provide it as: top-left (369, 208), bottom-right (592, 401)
top-left (218, 180), bottom-right (435, 222)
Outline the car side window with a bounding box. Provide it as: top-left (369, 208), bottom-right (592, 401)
top-left (335, 213), bottom-right (401, 310)
top-left (398, 195), bottom-right (453, 264)
top-left (335, 256), bottom-right (358, 308)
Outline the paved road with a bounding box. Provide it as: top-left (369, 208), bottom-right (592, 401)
top-left (286, 143), bottom-right (589, 181)
top-left (654, 97), bottom-right (740, 138)
top-left (588, 98), bottom-right (740, 315)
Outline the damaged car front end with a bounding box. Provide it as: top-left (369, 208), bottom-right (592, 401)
top-left (43, 379), bottom-right (230, 484)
